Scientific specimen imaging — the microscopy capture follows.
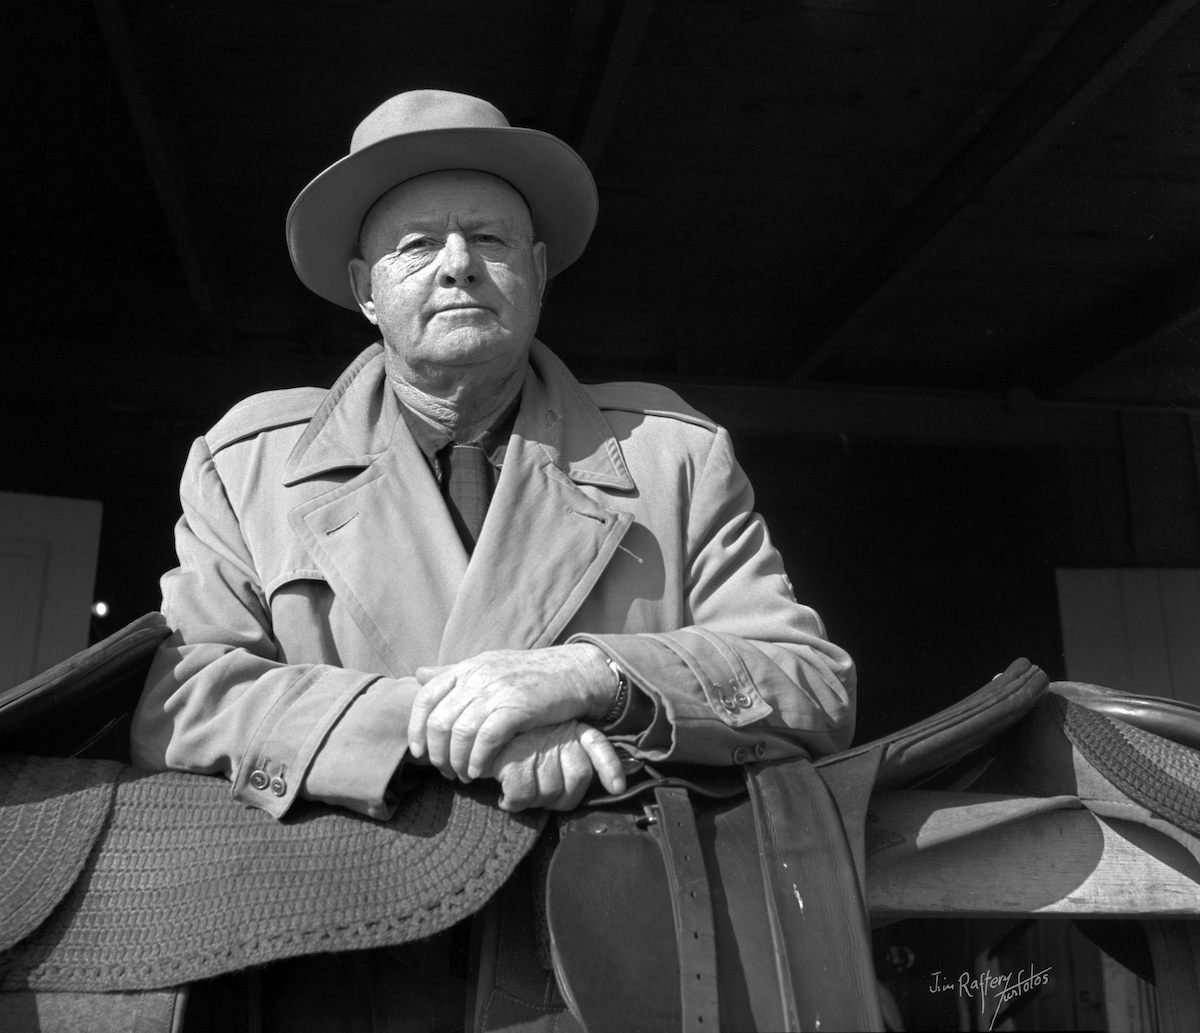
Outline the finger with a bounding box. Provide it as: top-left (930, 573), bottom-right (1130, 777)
top-left (446, 711), bottom-right (494, 782)
top-left (415, 665), bottom-right (454, 684)
top-left (546, 742), bottom-right (593, 811)
top-left (406, 670), bottom-right (461, 760)
top-left (424, 694), bottom-right (487, 776)
top-left (578, 727), bottom-right (626, 795)
top-left (533, 747), bottom-right (565, 807)
top-left (496, 756), bottom-right (538, 812)
top-left (465, 710), bottom-right (524, 781)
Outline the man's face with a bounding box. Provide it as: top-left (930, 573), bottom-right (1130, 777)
top-left (349, 170), bottom-right (547, 385)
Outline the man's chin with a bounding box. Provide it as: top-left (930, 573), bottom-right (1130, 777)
top-left (390, 332), bottom-right (532, 373)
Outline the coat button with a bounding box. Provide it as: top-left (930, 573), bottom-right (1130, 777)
top-left (270, 777), bottom-right (287, 797)
top-left (720, 696), bottom-right (738, 713)
top-left (754, 740), bottom-right (767, 759)
top-left (735, 693), bottom-right (752, 708)
top-left (249, 770), bottom-right (269, 791)
top-left (732, 746), bottom-right (750, 764)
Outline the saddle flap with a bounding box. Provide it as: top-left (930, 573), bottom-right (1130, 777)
top-left (547, 809), bottom-right (682, 1033)
top-left (2, 765), bottom-right (543, 993)
top-left (0, 752), bottom-right (122, 954)
top-left (0, 612), bottom-right (171, 761)
top-left (549, 769), bottom-right (888, 1033)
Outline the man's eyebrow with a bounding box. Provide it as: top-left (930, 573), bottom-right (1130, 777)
top-left (398, 213), bottom-right (523, 234)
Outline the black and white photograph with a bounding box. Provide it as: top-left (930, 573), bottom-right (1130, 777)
top-left (3, 2), bottom-right (1200, 1030)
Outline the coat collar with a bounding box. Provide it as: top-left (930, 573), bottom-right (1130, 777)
top-left (282, 340), bottom-right (635, 492)
top-left (281, 340), bottom-right (637, 674)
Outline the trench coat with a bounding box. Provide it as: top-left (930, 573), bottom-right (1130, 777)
top-left (131, 340), bottom-right (855, 819)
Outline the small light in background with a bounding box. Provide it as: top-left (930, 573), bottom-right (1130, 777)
top-left (91, 601), bottom-right (110, 618)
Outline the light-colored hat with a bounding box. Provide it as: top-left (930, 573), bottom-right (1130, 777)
top-left (286, 90), bottom-right (598, 310)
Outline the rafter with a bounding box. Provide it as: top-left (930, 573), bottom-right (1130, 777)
top-left (790, 0), bottom-right (1200, 385)
top-left (574, 0), bottom-right (656, 168)
top-left (547, 0), bottom-right (612, 139)
top-left (1, 338), bottom-right (1146, 450)
top-left (1056, 256), bottom-right (1200, 398)
top-left (91, 0), bottom-right (232, 346)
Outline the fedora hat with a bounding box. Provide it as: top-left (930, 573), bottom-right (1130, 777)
top-left (286, 90), bottom-right (598, 310)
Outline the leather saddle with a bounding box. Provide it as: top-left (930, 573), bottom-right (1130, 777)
top-left (6, 617), bottom-right (1200, 1033)
top-left (546, 671), bottom-right (1200, 1032)
top-left (546, 657), bottom-right (1050, 1033)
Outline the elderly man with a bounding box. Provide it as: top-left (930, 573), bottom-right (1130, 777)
top-left (130, 89), bottom-right (854, 1028)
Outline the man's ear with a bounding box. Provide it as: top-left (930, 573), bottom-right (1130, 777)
top-left (348, 257), bottom-right (378, 324)
top-left (532, 240), bottom-right (548, 300)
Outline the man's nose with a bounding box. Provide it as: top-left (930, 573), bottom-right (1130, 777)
top-left (437, 234), bottom-right (477, 287)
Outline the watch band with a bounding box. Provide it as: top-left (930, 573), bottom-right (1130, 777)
top-left (601, 658), bottom-right (630, 726)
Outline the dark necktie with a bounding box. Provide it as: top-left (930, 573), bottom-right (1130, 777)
top-left (439, 442), bottom-right (491, 552)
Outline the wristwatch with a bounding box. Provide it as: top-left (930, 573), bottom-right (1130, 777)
top-left (601, 658), bottom-right (630, 726)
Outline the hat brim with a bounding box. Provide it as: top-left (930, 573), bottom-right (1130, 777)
top-left (287, 126), bottom-right (598, 310)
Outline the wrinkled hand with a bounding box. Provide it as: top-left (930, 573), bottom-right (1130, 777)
top-left (407, 645), bottom-right (614, 782)
top-left (492, 721), bottom-right (626, 812)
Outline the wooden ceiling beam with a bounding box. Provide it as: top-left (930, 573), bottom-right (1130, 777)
top-left (789, 0), bottom-right (1200, 385)
top-left (547, 1), bottom-right (612, 139)
top-left (0, 339), bottom-right (1138, 450)
top-left (1055, 256), bottom-right (1200, 397)
top-left (91, 0), bottom-right (233, 347)
top-left (574, 0), bottom-right (656, 168)
top-left (671, 382), bottom-right (1120, 449)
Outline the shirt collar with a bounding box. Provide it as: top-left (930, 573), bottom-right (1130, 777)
top-left (281, 340), bottom-right (634, 491)
top-left (395, 388), bottom-right (521, 470)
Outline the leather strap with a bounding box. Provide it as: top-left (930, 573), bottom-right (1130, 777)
top-left (747, 759), bottom-right (885, 1032)
top-left (649, 786), bottom-right (720, 1031)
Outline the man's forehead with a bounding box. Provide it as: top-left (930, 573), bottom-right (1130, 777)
top-left (368, 170), bottom-right (532, 232)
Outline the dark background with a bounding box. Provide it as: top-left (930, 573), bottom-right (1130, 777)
top-left (4, 0), bottom-right (1199, 742)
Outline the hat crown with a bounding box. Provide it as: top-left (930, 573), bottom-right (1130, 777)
top-left (350, 90), bottom-right (512, 153)
top-left (289, 88), bottom-right (597, 308)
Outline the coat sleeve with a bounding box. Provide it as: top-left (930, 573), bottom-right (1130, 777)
top-left (129, 436), bottom-right (414, 819)
top-left (569, 426), bottom-right (855, 766)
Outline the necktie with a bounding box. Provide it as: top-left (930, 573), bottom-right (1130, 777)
top-left (439, 442), bottom-right (491, 552)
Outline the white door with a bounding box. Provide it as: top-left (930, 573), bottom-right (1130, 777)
top-left (1057, 568), bottom-right (1200, 704)
top-left (0, 491), bottom-right (102, 691)
top-left (1056, 567), bottom-right (1200, 1032)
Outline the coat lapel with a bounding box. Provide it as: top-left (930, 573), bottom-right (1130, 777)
top-left (281, 341), bottom-right (639, 672)
top-left (437, 342), bottom-right (636, 663)
top-left (285, 346), bottom-right (468, 677)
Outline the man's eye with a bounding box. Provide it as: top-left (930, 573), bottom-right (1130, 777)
top-left (398, 237), bottom-right (436, 253)
top-left (473, 234), bottom-right (504, 245)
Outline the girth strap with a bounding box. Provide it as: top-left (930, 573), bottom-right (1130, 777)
top-left (649, 787), bottom-right (719, 1031)
top-left (749, 758), bottom-right (885, 1031)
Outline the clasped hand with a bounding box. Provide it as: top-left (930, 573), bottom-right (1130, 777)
top-left (407, 645), bottom-right (627, 810)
